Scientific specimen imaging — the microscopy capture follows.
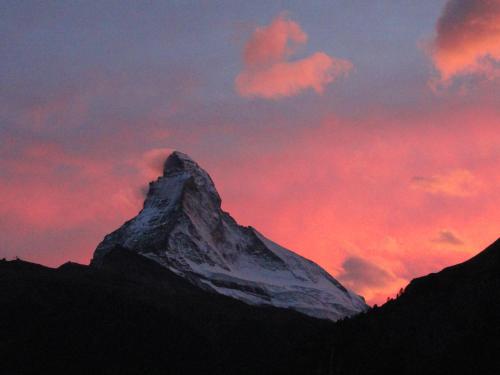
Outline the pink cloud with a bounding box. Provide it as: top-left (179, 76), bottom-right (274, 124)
top-left (235, 13), bottom-right (352, 99)
top-left (428, 0), bottom-right (500, 82)
top-left (243, 12), bottom-right (307, 66)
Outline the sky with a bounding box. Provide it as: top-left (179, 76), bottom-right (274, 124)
top-left (1, 0), bottom-right (499, 305)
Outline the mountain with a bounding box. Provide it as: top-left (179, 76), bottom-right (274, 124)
top-left (328, 238), bottom-right (500, 374)
top-left (92, 151), bottom-right (367, 320)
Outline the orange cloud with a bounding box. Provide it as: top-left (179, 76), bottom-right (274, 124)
top-left (235, 13), bottom-right (352, 99)
top-left (429, 0), bottom-right (500, 82)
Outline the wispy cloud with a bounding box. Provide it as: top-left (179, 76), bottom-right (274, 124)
top-left (140, 148), bottom-right (174, 179)
top-left (235, 13), bottom-right (352, 99)
top-left (411, 169), bottom-right (480, 197)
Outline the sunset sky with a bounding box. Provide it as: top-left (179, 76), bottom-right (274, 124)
top-left (1, 0), bottom-right (499, 304)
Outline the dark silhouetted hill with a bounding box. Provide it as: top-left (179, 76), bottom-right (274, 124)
top-left (0, 246), bottom-right (333, 375)
top-left (1, 239), bottom-right (499, 374)
top-left (330, 238), bottom-right (500, 375)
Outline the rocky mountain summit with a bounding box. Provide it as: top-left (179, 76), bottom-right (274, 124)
top-left (93, 151), bottom-right (367, 320)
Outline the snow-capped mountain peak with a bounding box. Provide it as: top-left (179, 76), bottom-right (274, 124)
top-left (92, 151), bottom-right (368, 320)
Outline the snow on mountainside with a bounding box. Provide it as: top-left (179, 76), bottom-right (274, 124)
top-left (92, 151), bottom-right (368, 320)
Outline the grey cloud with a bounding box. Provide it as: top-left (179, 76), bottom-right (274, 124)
top-left (338, 256), bottom-right (395, 292)
top-left (432, 229), bottom-right (464, 245)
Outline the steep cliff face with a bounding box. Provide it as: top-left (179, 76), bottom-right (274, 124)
top-left (93, 151), bottom-right (367, 320)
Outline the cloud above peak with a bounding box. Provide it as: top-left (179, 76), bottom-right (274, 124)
top-left (141, 148), bottom-right (174, 179)
top-left (428, 0), bottom-right (500, 83)
top-left (235, 13), bottom-right (352, 99)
